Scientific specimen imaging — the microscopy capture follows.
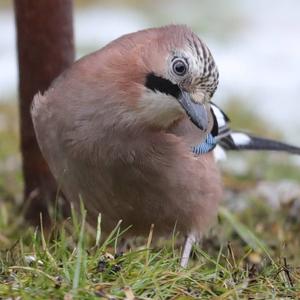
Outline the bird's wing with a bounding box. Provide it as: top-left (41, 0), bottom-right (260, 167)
top-left (218, 131), bottom-right (300, 154)
top-left (210, 102), bottom-right (300, 155)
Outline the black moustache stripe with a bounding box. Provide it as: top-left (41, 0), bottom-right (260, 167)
top-left (145, 73), bottom-right (181, 98)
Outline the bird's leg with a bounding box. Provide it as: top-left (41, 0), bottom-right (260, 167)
top-left (180, 232), bottom-right (197, 268)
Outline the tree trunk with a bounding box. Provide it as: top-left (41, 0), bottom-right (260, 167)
top-left (14, 0), bottom-right (75, 225)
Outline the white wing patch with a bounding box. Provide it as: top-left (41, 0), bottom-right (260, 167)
top-left (211, 103), bottom-right (226, 127)
top-left (231, 132), bottom-right (251, 146)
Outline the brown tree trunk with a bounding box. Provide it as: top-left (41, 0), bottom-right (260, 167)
top-left (14, 0), bottom-right (75, 225)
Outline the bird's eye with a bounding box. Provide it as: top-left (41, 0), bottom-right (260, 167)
top-left (172, 58), bottom-right (188, 76)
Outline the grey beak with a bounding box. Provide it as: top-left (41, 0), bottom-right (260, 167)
top-left (178, 91), bottom-right (209, 131)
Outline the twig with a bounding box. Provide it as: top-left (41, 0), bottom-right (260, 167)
top-left (283, 257), bottom-right (294, 287)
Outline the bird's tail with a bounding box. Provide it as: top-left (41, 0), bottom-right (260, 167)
top-left (218, 131), bottom-right (300, 155)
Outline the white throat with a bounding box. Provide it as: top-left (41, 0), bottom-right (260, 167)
top-left (137, 89), bottom-right (184, 128)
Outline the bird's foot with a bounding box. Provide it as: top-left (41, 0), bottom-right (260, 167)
top-left (180, 232), bottom-right (197, 268)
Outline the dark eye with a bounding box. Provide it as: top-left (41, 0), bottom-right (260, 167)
top-left (172, 58), bottom-right (188, 76)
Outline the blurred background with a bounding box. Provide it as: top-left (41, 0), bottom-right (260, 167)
top-left (1, 1), bottom-right (300, 226)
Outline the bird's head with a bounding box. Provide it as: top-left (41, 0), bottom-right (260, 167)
top-left (97, 25), bottom-right (219, 131)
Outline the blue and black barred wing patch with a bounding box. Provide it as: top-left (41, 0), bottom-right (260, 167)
top-left (192, 133), bottom-right (216, 155)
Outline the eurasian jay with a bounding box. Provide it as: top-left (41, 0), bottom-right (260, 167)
top-left (31, 25), bottom-right (300, 267)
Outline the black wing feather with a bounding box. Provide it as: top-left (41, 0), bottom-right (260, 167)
top-left (210, 103), bottom-right (300, 155)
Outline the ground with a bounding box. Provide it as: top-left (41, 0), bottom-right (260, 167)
top-left (0, 100), bottom-right (300, 299)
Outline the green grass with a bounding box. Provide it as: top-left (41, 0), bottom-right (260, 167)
top-left (0, 202), bottom-right (299, 299)
top-left (0, 100), bottom-right (300, 299)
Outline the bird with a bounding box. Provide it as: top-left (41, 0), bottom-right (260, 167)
top-left (31, 24), bottom-right (300, 267)
top-left (31, 24), bottom-right (222, 267)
